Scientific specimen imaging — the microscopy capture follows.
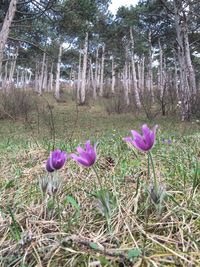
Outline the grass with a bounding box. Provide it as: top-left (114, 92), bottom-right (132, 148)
top-left (0, 94), bottom-right (200, 266)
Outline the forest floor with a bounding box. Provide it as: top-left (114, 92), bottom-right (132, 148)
top-left (0, 94), bottom-right (200, 267)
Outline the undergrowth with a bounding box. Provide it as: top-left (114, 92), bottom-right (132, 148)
top-left (0, 97), bottom-right (200, 267)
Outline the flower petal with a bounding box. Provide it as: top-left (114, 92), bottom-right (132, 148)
top-left (142, 124), bottom-right (152, 146)
top-left (70, 153), bottom-right (91, 167)
top-left (46, 157), bottom-right (54, 172)
top-left (123, 136), bottom-right (134, 144)
top-left (131, 130), bottom-right (143, 141)
top-left (132, 136), bottom-right (148, 151)
top-left (150, 125), bottom-right (158, 148)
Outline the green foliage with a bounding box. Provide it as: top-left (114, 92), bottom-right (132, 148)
top-left (0, 97), bottom-right (200, 266)
top-left (64, 195), bottom-right (80, 217)
top-left (127, 248), bottom-right (141, 259)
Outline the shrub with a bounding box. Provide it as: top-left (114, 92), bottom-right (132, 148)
top-left (0, 89), bottom-right (37, 120)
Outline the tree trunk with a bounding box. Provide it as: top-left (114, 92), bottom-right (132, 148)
top-left (77, 50), bottom-right (82, 102)
top-left (38, 52), bottom-right (46, 95)
top-left (111, 55), bottom-right (116, 93)
top-left (124, 46), bottom-right (130, 107)
top-left (158, 39), bottom-right (164, 100)
top-left (141, 55), bottom-right (145, 92)
top-left (0, 0), bottom-right (18, 78)
top-left (80, 32), bottom-right (88, 104)
top-left (123, 60), bottom-right (130, 106)
top-left (16, 68), bottom-right (19, 88)
top-left (89, 58), bottom-right (95, 98)
top-left (93, 46), bottom-right (99, 99)
top-left (147, 30), bottom-right (154, 102)
top-left (183, 13), bottom-right (196, 95)
top-left (55, 43), bottom-right (62, 99)
top-left (130, 27), bottom-right (141, 108)
top-left (174, 0), bottom-right (190, 121)
top-left (99, 44), bottom-right (105, 97)
top-left (173, 50), bottom-right (179, 99)
top-left (8, 46), bottom-right (18, 89)
top-left (3, 61), bottom-right (8, 91)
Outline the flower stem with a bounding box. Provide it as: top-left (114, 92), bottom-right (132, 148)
top-left (92, 165), bottom-right (103, 191)
top-left (148, 151), bottom-right (158, 194)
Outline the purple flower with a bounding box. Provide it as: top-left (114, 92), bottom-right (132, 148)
top-left (162, 138), bottom-right (172, 145)
top-left (123, 124), bottom-right (158, 152)
top-left (46, 149), bottom-right (67, 172)
top-left (70, 140), bottom-right (97, 167)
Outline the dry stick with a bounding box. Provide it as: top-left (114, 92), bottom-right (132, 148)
top-left (44, 234), bottom-right (129, 261)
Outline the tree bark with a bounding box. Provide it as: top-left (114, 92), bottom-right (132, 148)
top-left (174, 0), bottom-right (190, 121)
top-left (0, 0), bottom-right (18, 78)
top-left (7, 46), bottom-right (18, 90)
top-left (55, 43), bottom-right (62, 99)
top-left (124, 46), bottom-right (130, 107)
top-left (183, 12), bottom-right (196, 95)
top-left (99, 44), bottom-right (105, 97)
top-left (77, 50), bottom-right (82, 102)
top-left (80, 32), bottom-right (88, 104)
top-left (111, 55), bottom-right (115, 93)
top-left (94, 46), bottom-right (99, 99)
top-left (38, 52), bottom-right (46, 95)
top-left (130, 27), bottom-right (141, 108)
top-left (147, 30), bottom-right (154, 102)
top-left (158, 39), bottom-right (164, 100)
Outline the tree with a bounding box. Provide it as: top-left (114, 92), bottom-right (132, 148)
top-left (0, 0), bottom-right (18, 78)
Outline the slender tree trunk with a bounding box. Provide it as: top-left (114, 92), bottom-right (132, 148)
top-left (80, 32), bottom-right (88, 104)
top-left (147, 30), bottom-right (154, 102)
top-left (111, 55), bottom-right (115, 93)
top-left (3, 61), bottom-right (8, 91)
top-left (123, 60), bottom-right (130, 106)
top-left (8, 46), bottom-right (18, 88)
top-left (48, 73), bottom-right (53, 92)
top-left (28, 71), bottom-right (32, 86)
top-left (16, 68), bottom-right (19, 88)
top-left (173, 51), bottom-right (179, 99)
top-left (55, 43), bottom-right (62, 99)
top-left (21, 70), bottom-right (25, 89)
top-left (93, 46), bottom-right (99, 99)
top-left (99, 44), bottom-right (105, 97)
top-left (174, 0), bottom-right (190, 121)
top-left (35, 61), bottom-right (40, 92)
top-left (158, 39), bottom-right (164, 100)
top-left (77, 50), bottom-right (82, 102)
top-left (141, 55), bottom-right (145, 93)
top-left (24, 70), bottom-right (27, 89)
top-left (124, 46), bottom-right (130, 107)
top-left (137, 60), bottom-right (141, 91)
top-left (183, 13), bottom-right (196, 95)
top-left (38, 52), bottom-right (46, 95)
top-left (0, 0), bottom-right (18, 78)
top-left (130, 27), bottom-right (141, 108)
top-left (89, 58), bottom-right (95, 98)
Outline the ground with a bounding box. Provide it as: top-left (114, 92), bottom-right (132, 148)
top-left (0, 95), bottom-right (200, 266)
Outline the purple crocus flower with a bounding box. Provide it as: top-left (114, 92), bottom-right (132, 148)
top-left (123, 124), bottom-right (158, 152)
top-left (70, 140), bottom-right (97, 167)
top-left (46, 149), bottom-right (67, 172)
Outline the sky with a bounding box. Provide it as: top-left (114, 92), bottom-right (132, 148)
top-left (109, 0), bottom-right (139, 15)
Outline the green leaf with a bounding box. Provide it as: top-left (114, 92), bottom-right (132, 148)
top-left (121, 159), bottom-right (127, 176)
top-left (89, 242), bottom-right (99, 250)
top-left (127, 248), bottom-right (141, 259)
top-left (65, 195), bottom-right (80, 212)
top-left (4, 179), bottom-right (15, 189)
top-left (98, 256), bottom-right (111, 265)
